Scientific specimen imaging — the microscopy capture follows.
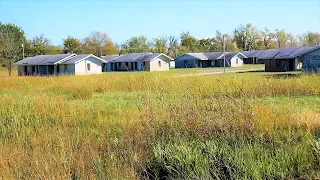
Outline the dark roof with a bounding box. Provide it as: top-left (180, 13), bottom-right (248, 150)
top-left (107, 53), bottom-right (170, 62)
top-left (259, 46), bottom-right (320, 60)
top-left (241, 50), bottom-right (266, 58)
top-left (203, 52), bottom-right (224, 60)
top-left (185, 53), bottom-right (208, 60)
top-left (61, 54), bottom-right (91, 64)
top-left (101, 55), bottom-right (120, 60)
top-left (259, 49), bottom-right (282, 59)
top-left (221, 52), bottom-right (238, 60)
top-left (273, 46), bottom-right (319, 59)
top-left (140, 53), bottom-right (161, 61)
top-left (15, 54), bottom-right (74, 65)
top-left (108, 53), bottom-right (147, 62)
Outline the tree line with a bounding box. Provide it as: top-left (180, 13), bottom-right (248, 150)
top-left (0, 21), bottom-right (319, 75)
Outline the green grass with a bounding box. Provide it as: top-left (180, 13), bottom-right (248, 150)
top-left (0, 69), bottom-right (319, 179)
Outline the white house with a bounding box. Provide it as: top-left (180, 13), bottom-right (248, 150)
top-left (102, 53), bottom-right (173, 72)
top-left (15, 54), bottom-right (107, 76)
top-left (215, 52), bottom-right (246, 67)
top-left (175, 52), bottom-right (246, 68)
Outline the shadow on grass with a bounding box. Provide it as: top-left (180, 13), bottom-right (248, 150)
top-left (265, 73), bottom-right (302, 79)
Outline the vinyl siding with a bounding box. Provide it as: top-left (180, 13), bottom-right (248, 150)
top-left (175, 54), bottom-right (198, 68)
top-left (74, 57), bottom-right (102, 75)
top-left (144, 56), bottom-right (169, 71)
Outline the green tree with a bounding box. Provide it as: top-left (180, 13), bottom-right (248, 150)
top-left (0, 22), bottom-right (26, 76)
top-left (167, 35), bottom-right (179, 58)
top-left (275, 29), bottom-right (289, 48)
top-left (233, 23), bottom-right (259, 51)
top-left (260, 27), bottom-right (276, 49)
top-left (152, 37), bottom-right (167, 54)
top-left (29, 34), bottom-right (51, 55)
top-left (63, 36), bottom-right (83, 54)
top-left (82, 31), bottom-right (118, 56)
top-left (198, 38), bottom-right (212, 52)
top-left (211, 30), bottom-right (238, 52)
top-left (121, 36), bottom-right (151, 54)
top-left (180, 31), bottom-right (199, 52)
top-left (297, 32), bottom-right (320, 46)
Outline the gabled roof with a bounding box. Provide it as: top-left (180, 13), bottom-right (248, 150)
top-left (259, 46), bottom-right (320, 60)
top-left (101, 55), bottom-right (120, 60)
top-left (186, 53), bottom-right (208, 60)
top-left (259, 49), bottom-right (282, 59)
top-left (106, 53), bottom-right (173, 63)
top-left (217, 52), bottom-right (247, 60)
top-left (141, 53), bottom-right (174, 62)
top-left (241, 50), bottom-right (266, 58)
top-left (15, 54), bottom-right (75, 65)
top-left (61, 54), bottom-right (107, 64)
top-left (273, 46), bottom-right (320, 59)
top-left (203, 52), bottom-right (225, 60)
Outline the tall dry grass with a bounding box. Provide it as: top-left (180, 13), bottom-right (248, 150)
top-left (0, 72), bottom-right (319, 179)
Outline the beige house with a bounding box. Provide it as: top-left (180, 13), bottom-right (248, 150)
top-left (102, 53), bottom-right (173, 72)
top-left (15, 54), bottom-right (107, 76)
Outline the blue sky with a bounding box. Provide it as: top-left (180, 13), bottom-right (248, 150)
top-left (0, 0), bottom-right (319, 46)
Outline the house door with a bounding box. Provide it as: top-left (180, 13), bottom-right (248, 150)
top-left (48, 65), bottom-right (54, 75)
top-left (24, 66), bottom-right (27, 75)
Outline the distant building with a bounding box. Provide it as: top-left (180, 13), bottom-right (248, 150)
top-left (174, 52), bottom-right (246, 68)
top-left (15, 54), bottom-right (107, 76)
top-left (241, 50), bottom-right (266, 64)
top-left (259, 46), bottom-right (320, 72)
top-left (101, 53), bottom-right (173, 72)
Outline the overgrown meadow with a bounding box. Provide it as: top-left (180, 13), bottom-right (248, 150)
top-left (0, 69), bottom-right (320, 179)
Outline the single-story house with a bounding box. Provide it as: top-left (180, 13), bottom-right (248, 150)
top-left (101, 53), bottom-right (173, 72)
top-left (241, 50), bottom-right (266, 64)
top-left (215, 52), bottom-right (246, 67)
top-left (174, 52), bottom-right (246, 68)
top-left (174, 53), bottom-right (212, 68)
top-left (15, 54), bottom-right (107, 76)
top-left (259, 46), bottom-right (320, 72)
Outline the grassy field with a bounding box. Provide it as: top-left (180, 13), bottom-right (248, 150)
top-left (0, 66), bottom-right (320, 179)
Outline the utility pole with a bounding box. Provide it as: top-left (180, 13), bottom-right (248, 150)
top-left (223, 35), bottom-right (226, 73)
top-left (22, 43), bottom-right (25, 59)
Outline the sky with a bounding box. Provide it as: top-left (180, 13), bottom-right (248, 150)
top-left (0, 0), bottom-right (319, 46)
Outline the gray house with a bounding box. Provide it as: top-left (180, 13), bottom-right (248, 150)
top-left (241, 50), bottom-right (266, 64)
top-left (101, 53), bottom-right (173, 72)
top-left (175, 52), bottom-right (246, 68)
top-left (15, 54), bottom-right (107, 76)
top-left (259, 46), bottom-right (320, 72)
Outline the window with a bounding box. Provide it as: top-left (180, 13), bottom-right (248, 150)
top-left (87, 63), bottom-right (91, 71)
top-left (158, 61), bottom-right (161, 67)
top-left (236, 58), bottom-right (238, 64)
top-left (64, 64), bottom-right (68, 72)
top-left (126, 62), bottom-right (129, 66)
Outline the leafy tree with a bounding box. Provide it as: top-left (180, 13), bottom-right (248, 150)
top-left (47, 45), bottom-right (63, 54)
top-left (233, 23), bottom-right (259, 51)
top-left (297, 32), bottom-right (320, 46)
top-left (260, 27), bottom-right (276, 49)
top-left (167, 35), bottom-right (179, 58)
top-left (63, 36), bottom-right (82, 54)
top-left (180, 31), bottom-right (199, 52)
top-left (211, 30), bottom-right (238, 52)
top-left (29, 34), bottom-right (51, 55)
top-left (82, 31), bottom-right (118, 56)
top-left (0, 22), bottom-right (26, 76)
top-left (152, 37), bottom-right (167, 53)
top-left (275, 29), bottom-right (289, 48)
top-left (198, 38), bottom-right (212, 52)
top-left (121, 36), bottom-right (151, 54)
